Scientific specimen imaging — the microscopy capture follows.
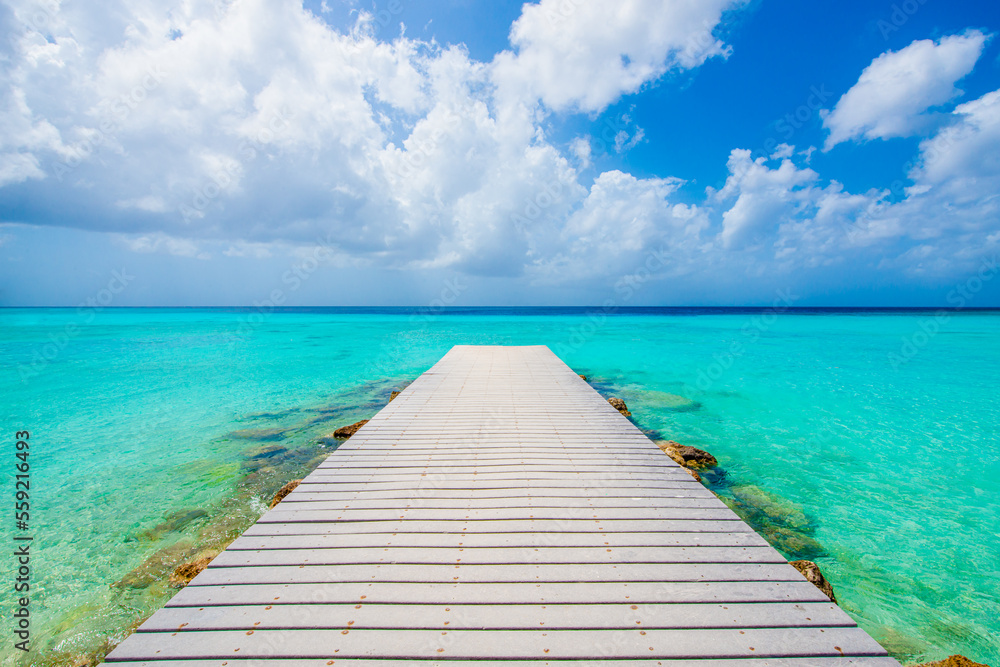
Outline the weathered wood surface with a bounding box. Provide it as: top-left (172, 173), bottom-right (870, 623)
top-left (106, 345), bottom-right (897, 666)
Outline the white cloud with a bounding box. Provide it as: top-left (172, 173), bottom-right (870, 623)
top-left (0, 87), bottom-right (68, 186)
top-left (908, 88), bottom-right (1000, 192)
top-left (223, 241), bottom-right (274, 259)
top-left (715, 150), bottom-right (819, 249)
top-left (822, 31), bottom-right (989, 149)
top-left (0, 151), bottom-right (44, 187)
top-left (569, 137), bottom-right (591, 169)
top-left (879, 87), bottom-right (1000, 272)
top-left (710, 85), bottom-right (1000, 278)
top-left (492, 0), bottom-right (745, 113)
top-left (770, 143), bottom-right (794, 160)
top-left (707, 149), bottom-right (907, 269)
top-left (534, 170), bottom-right (709, 284)
top-left (116, 195), bottom-right (168, 213)
top-left (614, 125), bottom-right (645, 154)
top-left (119, 233), bottom-right (210, 260)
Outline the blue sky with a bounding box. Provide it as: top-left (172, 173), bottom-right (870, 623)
top-left (1, 0), bottom-right (998, 306)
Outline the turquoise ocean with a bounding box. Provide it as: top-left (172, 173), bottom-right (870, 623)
top-left (1, 307), bottom-right (998, 665)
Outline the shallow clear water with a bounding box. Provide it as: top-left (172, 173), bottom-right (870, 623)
top-left (1, 308), bottom-right (997, 665)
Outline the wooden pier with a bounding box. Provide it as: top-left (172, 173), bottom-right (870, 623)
top-left (107, 345), bottom-right (898, 665)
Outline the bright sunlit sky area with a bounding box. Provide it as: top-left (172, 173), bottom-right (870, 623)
top-left (1, 0), bottom-right (999, 306)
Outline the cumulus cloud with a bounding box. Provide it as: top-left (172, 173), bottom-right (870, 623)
top-left (908, 88), bottom-right (1000, 193)
top-left (712, 83), bottom-right (1000, 278)
top-left (542, 170), bottom-right (708, 283)
top-left (492, 0), bottom-right (746, 112)
top-left (0, 88), bottom-right (67, 186)
top-left (822, 31), bottom-right (989, 149)
top-left (882, 87), bottom-right (1000, 273)
top-left (715, 150), bottom-right (819, 249)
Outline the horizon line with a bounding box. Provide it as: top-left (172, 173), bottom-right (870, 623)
top-left (3, 305), bottom-right (1000, 311)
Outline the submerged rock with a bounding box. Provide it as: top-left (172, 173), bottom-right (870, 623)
top-left (249, 445), bottom-right (289, 460)
top-left (133, 508), bottom-right (209, 542)
top-left (656, 440), bottom-right (717, 468)
top-left (719, 485), bottom-right (826, 561)
top-left (608, 397), bottom-right (631, 416)
top-left (243, 407), bottom-right (300, 420)
top-left (913, 656), bottom-right (992, 667)
top-left (115, 540), bottom-right (197, 589)
top-left (241, 443), bottom-right (295, 473)
top-left (269, 479), bottom-right (302, 508)
top-left (169, 552), bottom-right (217, 588)
top-left (650, 391), bottom-right (701, 412)
top-left (730, 484), bottom-right (809, 529)
top-left (195, 504), bottom-right (261, 551)
top-left (163, 508), bottom-right (209, 528)
top-left (227, 427), bottom-right (287, 442)
top-left (789, 559), bottom-right (837, 603)
top-left (765, 526), bottom-right (826, 562)
top-left (333, 419), bottom-right (369, 439)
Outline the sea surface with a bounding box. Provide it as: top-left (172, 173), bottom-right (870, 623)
top-left (1, 307), bottom-right (998, 666)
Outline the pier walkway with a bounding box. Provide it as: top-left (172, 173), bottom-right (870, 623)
top-left (107, 345), bottom-right (898, 665)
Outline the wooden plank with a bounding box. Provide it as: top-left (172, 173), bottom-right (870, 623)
top-left (325, 451), bottom-right (681, 463)
top-left (140, 601), bottom-right (853, 631)
top-left (295, 479), bottom-right (703, 490)
top-left (336, 448), bottom-right (674, 455)
top-left (106, 627), bottom-right (889, 661)
top-left (314, 463), bottom-right (684, 472)
top-left (279, 487), bottom-right (711, 500)
top-left (362, 438), bottom-right (655, 444)
top-left (324, 451), bottom-right (671, 459)
top-left (302, 473), bottom-right (697, 483)
top-left (167, 580), bottom-right (837, 606)
top-left (191, 562), bottom-right (798, 586)
top-left (256, 507), bottom-right (740, 522)
top-left (240, 518), bottom-right (755, 535)
top-left (272, 496), bottom-right (726, 509)
top-left (292, 484), bottom-right (704, 496)
top-left (227, 531), bottom-right (770, 550)
top-left (208, 545), bottom-right (788, 566)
